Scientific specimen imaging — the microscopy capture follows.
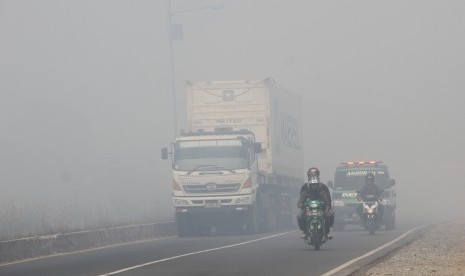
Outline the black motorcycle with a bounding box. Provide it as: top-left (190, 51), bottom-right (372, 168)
top-left (360, 194), bottom-right (382, 235)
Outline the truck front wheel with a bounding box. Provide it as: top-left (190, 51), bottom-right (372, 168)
top-left (245, 206), bottom-right (259, 234)
top-left (176, 214), bottom-right (191, 237)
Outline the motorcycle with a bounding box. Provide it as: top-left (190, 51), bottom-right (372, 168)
top-left (303, 199), bottom-right (327, 250)
top-left (360, 194), bottom-right (381, 235)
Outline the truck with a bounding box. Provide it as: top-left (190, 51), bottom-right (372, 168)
top-left (161, 78), bottom-right (303, 237)
top-left (328, 161), bottom-right (396, 231)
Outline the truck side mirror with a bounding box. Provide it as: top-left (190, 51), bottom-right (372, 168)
top-left (327, 180), bottom-right (334, 189)
top-left (253, 142), bottom-right (262, 153)
top-left (390, 179), bottom-right (396, 187)
top-left (161, 147), bottom-right (168, 160)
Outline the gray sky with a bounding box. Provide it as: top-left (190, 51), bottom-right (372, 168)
top-left (1, 0), bottom-right (464, 236)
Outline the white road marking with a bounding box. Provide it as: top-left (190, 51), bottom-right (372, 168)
top-left (321, 226), bottom-right (423, 276)
top-left (0, 236), bottom-right (175, 268)
top-left (99, 231), bottom-right (296, 276)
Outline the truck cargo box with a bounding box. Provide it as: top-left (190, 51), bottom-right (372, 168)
top-left (186, 79), bottom-right (303, 181)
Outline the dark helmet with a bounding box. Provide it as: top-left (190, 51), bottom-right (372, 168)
top-left (307, 167), bottom-right (320, 178)
top-left (365, 172), bottom-right (375, 184)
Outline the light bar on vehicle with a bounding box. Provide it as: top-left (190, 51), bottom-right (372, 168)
top-left (341, 160), bottom-right (383, 166)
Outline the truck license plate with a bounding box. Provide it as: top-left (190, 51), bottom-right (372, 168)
top-left (204, 203), bottom-right (221, 208)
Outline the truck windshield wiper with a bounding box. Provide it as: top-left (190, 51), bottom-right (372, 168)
top-left (204, 165), bottom-right (236, 174)
top-left (187, 165), bottom-right (235, 175)
top-left (187, 164), bottom-right (216, 175)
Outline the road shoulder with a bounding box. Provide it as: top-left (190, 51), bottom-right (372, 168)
top-left (357, 219), bottom-right (465, 276)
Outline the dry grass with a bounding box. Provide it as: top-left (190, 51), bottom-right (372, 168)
top-left (0, 195), bottom-right (172, 241)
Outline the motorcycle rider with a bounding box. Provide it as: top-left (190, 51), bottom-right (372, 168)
top-left (314, 168), bottom-right (335, 233)
top-left (356, 172), bottom-right (384, 226)
top-left (297, 167), bottom-right (332, 239)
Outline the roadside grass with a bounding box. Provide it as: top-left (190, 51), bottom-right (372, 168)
top-left (0, 196), bottom-right (172, 241)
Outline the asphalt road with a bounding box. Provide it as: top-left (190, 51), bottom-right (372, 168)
top-left (0, 220), bottom-right (421, 276)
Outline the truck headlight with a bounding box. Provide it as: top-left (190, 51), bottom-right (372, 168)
top-left (235, 196), bottom-right (251, 204)
top-left (174, 199), bottom-right (190, 206)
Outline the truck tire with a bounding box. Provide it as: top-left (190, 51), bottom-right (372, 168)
top-left (176, 214), bottom-right (191, 238)
top-left (384, 208), bottom-right (396, 230)
top-left (278, 213), bottom-right (293, 228)
top-left (333, 221), bottom-right (344, 231)
top-left (245, 206), bottom-right (259, 234)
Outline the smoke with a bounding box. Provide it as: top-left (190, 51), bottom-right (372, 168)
top-left (1, 0), bottom-right (464, 239)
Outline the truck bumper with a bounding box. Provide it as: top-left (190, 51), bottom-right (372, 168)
top-left (334, 206), bottom-right (361, 225)
top-left (175, 205), bottom-right (253, 226)
top-left (176, 205), bottom-right (252, 214)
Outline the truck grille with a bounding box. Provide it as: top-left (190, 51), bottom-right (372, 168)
top-left (192, 199), bottom-right (233, 205)
top-left (183, 183), bottom-right (241, 194)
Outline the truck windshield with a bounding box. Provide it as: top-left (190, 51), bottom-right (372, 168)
top-left (334, 170), bottom-right (390, 190)
top-left (173, 144), bottom-right (250, 171)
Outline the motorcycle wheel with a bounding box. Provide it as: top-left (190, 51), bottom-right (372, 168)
top-left (312, 227), bottom-right (321, 250)
top-left (367, 218), bottom-right (375, 235)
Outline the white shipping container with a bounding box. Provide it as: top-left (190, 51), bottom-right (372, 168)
top-left (186, 79), bottom-right (303, 181)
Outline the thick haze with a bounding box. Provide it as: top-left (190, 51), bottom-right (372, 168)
top-left (1, 0), bottom-right (464, 238)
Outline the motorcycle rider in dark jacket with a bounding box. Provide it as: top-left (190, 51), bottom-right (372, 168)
top-left (356, 172), bottom-right (384, 225)
top-left (297, 167), bottom-right (333, 239)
